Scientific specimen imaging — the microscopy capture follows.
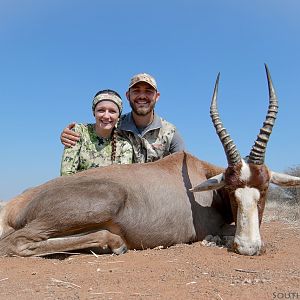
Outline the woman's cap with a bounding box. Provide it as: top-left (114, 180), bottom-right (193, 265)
top-left (128, 73), bottom-right (157, 90)
top-left (92, 92), bottom-right (123, 113)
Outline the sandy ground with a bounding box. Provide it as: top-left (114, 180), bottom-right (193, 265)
top-left (0, 217), bottom-right (299, 300)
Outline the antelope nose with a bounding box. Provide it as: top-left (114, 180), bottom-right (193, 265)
top-left (233, 241), bottom-right (262, 256)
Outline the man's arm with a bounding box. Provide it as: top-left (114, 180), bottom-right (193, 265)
top-left (61, 122), bottom-right (81, 147)
top-left (169, 130), bottom-right (186, 153)
top-left (60, 124), bottom-right (82, 175)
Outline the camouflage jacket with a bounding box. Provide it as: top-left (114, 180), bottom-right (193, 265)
top-left (60, 123), bottom-right (133, 176)
top-left (119, 113), bottom-right (182, 163)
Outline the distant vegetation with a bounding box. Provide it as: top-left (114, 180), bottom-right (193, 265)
top-left (0, 200), bottom-right (5, 211)
top-left (265, 165), bottom-right (300, 223)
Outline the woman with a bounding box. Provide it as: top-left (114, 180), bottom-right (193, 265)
top-left (60, 89), bottom-right (133, 175)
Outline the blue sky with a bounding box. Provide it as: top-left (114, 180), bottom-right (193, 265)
top-left (1, 0), bottom-right (299, 201)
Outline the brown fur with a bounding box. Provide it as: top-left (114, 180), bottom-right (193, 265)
top-left (249, 164), bottom-right (270, 225)
top-left (0, 152), bottom-right (233, 257)
top-left (222, 163), bottom-right (270, 226)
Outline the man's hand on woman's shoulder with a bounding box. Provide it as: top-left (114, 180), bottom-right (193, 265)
top-left (61, 122), bottom-right (81, 147)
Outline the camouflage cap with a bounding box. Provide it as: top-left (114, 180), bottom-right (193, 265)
top-left (128, 73), bottom-right (157, 90)
top-left (92, 92), bottom-right (123, 113)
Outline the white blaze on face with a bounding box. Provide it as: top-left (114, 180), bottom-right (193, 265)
top-left (240, 159), bottom-right (251, 181)
top-left (234, 161), bottom-right (262, 255)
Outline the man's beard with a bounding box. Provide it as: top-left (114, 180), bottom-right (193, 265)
top-left (129, 100), bottom-right (156, 116)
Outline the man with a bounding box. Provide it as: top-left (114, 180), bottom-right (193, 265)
top-left (61, 73), bottom-right (185, 163)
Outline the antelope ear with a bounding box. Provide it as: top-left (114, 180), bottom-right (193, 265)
top-left (270, 171), bottom-right (300, 187)
top-left (190, 173), bottom-right (225, 192)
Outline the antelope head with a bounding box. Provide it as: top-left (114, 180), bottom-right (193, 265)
top-left (191, 65), bottom-right (300, 255)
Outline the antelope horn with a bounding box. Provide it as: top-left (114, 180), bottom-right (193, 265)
top-left (248, 64), bottom-right (279, 164)
top-left (210, 73), bottom-right (241, 166)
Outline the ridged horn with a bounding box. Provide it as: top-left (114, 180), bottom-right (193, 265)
top-left (248, 64), bottom-right (279, 165)
top-left (210, 73), bottom-right (241, 166)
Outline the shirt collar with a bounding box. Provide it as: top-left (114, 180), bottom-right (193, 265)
top-left (119, 112), bottom-right (162, 136)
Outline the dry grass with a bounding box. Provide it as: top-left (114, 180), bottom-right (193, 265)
top-left (264, 199), bottom-right (300, 225)
top-left (0, 201), bottom-right (5, 212)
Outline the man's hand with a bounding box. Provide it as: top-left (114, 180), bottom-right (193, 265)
top-left (60, 122), bottom-right (80, 147)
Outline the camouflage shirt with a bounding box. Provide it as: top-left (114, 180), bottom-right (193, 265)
top-left (118, 113), bottom-right (185, 163)
top-left (60, 123), bottom-right (133, 176)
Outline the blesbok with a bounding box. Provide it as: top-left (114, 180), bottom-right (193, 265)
top-left (0, 65), bottom-right (299, 257)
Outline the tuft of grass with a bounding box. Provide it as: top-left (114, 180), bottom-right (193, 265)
top-left (0, 201), bottom-right (5, 212)
top-left (264, 199), bottom-right (300, 224)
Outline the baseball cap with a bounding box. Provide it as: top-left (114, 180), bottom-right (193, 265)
top-left (128, 73), bottom-right (157, 90)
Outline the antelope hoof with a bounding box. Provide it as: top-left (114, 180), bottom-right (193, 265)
top-left (113, 244), bottom-right (128, 255)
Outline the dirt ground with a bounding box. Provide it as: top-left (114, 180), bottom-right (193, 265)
top-left (0, 218), bottom-right (299, 300)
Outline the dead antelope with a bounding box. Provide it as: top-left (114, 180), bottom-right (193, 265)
top-left (0, 65), bottom-right (299, 257)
